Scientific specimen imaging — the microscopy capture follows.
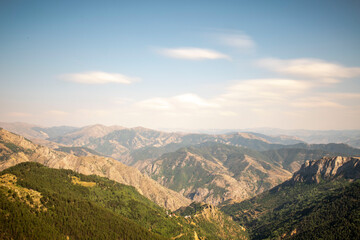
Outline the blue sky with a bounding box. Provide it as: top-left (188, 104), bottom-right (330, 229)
top-left (1, 0), bottom-right (360, 130)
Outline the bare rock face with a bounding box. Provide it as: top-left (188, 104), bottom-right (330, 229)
top-left (291, 156), bottom-right (360, 183)
top-left (0, 128), bottom-right (190, 210)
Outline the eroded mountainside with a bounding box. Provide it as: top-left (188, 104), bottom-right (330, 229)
top-left (142, 143), bottom-right (292, 205)
top-left (290, 156), bottom-right (360, 183)
top-left (0, 128), bottom-right (190, 210)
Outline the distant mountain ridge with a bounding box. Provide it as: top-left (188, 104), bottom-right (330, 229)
top-left (2, 122), bottom-right (359, 171)
top-left (244, 128), bottom-right (360, 148)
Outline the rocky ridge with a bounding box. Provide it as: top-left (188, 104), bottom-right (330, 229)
top-left (291, 156), bottom-right (360, 183)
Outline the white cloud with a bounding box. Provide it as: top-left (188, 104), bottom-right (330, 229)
top-left (136, 98), bottom-right (173, 110)
top-left (173, 93), bottom-right (219, 108)
top-left (219, 33), bottom-right (255, 50)
top-left (159, 47), bottom-right (230, 60)
top-left (257, 58), bottom-right (360, 82)
top-left (220, 78), bottom-right (313, 105)
top-left (291, 97), bottom-right (344, 108)
top-left (136, 93), bottom-right (218, 111)
top-left (60, 71), bottom-right (140, 84)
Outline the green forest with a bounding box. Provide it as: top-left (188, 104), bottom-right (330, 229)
top-left (221, 179), bottom-right (360, 239)
top-left (0, 162), bottom-right (246, 240)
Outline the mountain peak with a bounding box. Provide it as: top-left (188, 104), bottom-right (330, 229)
top-left (291, 156), bottom-right (360, 183)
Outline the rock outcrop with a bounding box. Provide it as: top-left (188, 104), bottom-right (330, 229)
top-left (291, 156), bottom-right (360, 183)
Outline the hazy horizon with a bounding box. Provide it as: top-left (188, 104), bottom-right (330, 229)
top-left (1, 1), bottom-right (360, 130)
top-left (2, 121), bottom-right (360, 133)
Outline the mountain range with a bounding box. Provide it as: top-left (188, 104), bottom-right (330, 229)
top-left (0, 122), bottom-right (360, 239)
top-left (1, 122), bottom-right (360, 207)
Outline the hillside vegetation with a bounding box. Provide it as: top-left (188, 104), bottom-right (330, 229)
top-left (0, 162), bottom-right (247, 240)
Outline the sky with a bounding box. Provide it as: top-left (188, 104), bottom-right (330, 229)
top-left (1, 0), bottom-right (360, 130)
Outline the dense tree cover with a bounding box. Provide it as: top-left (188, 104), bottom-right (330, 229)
top-left (221, 179), bottom-right (360, 239)
top-left (0, 162), bottom-right (247, 240)
top-left (0, 162), bottom-right (164, 240)
top-left (176, 202), bottom-right (209, 216)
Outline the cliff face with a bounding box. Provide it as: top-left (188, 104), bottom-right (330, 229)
top-left (0, 128), bottom-right (190, 210)
top-left (291, 156), bottom-right (360, 183)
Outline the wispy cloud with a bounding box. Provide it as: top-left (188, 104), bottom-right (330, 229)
top-left (136, 93), bottom-right (218, 111)
top-left (290, 97), bottom-right (344, 108)
top-left (219, 78), bottom-right (313, 105)
top-left (60, 71), bottom-right (140, 84)
top-left (136, 98), bottom-right (173, 110)
top-left (173, 93), bottom-right (219, 108)
top-left (159, 47), bottom-right (230, 60)
top-left (257, 58), bottom-right (360, 83)
top-left (218, 32), bottom-right (256, 50)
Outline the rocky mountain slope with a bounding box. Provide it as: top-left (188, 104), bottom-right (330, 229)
top-left (290, 156), bottom-right (360, 184)
top-left (142, 142), bottom-right (292, 205)
top-left (0, 128), bottom-right (190, 210)
top-left (221, 156), bottom-right (360, 239)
